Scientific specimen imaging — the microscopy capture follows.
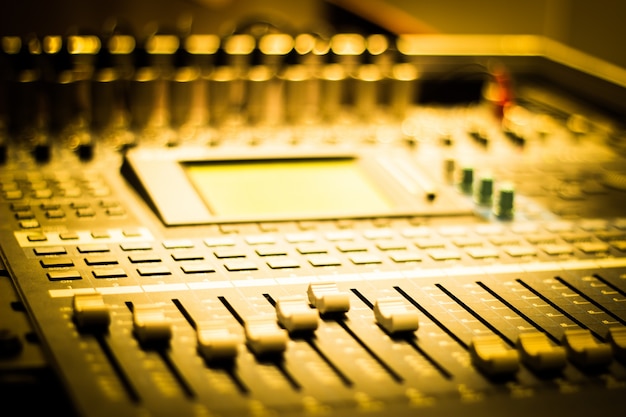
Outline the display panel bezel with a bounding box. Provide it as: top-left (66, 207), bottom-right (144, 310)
top-left (122, 146), bottom-right (471, 226)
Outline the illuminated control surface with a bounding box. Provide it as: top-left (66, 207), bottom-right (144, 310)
top-left (1, 31), bottom-right (626, 417)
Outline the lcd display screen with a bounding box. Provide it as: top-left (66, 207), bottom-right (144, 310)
top-left (184, 158), bottom-right (395, 218)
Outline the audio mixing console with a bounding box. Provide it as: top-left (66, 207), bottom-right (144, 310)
top-left (1, 29), bottom-right (626, 417)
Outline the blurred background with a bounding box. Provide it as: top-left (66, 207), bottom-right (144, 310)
top-left (1, 0), bottom-right (625, 68)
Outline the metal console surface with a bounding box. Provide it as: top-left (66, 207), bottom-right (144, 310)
top-left (1, 33), bottom-right (626, 417)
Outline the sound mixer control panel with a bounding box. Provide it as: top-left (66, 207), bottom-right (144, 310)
top-left (1, 30), bottom-right (626, 417)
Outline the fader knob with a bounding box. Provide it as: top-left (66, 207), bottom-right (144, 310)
top-left (196, 320), bottom-right (241, 361)
top-left (516, 332), bottom-right (566, 372)
top-left (561, 329), bottom-right (612, 368)
top-left (276, 295), bottom-right (319, 333)
top-left (132, 304), bottom-right (172, 346)
top-left (307, 282), bottom-right (350, 314)
top-left (373, 297), bottom-right (419, 334)
top-left (469, 335), bottom-right (520, 376)
top-left (244, 316), bottom-right (288, 356)
top-left (73, 293), bottom-right (110, 330)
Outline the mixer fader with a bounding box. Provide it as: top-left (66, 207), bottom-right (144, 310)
top-left (1, 28), bottom-right (626, 417)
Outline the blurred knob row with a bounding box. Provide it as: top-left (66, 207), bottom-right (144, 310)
top-left (0, 31), bottom-right (436, 147)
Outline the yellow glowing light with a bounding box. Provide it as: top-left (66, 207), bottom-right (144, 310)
top-left (312, 37), bottom-right (331, 56)
top-left (2, 36), bottom-right (22, 54)
top-left (108, 35), bottom-right (135, 54)
top-left (223, 34), bottom-right (255, 55)
top-left (321, 63), bottom-right (346, 81)
top-left (281, 64), bottom-right (309, 82)
top-left (94, 67), bottom-right (118, 82)
top-left (331, 34), bottom-right (366, 56)
top-left (294, 34), bottom-right (315, 55)
top-left (27, 37), bottom-right (42, 54)
top-left (185, 34), bottom-right (220, 54)
top-left (134, 67), bottom-right (159, 82)
top-left (397, 34), bottom-right (544, 56)
top-left (356, 64), bottom-right (382, 82)
top-left (248, 65), bottom-right (273, 82)
top-left (367, 34), bottom-right (388, 55)
top-left (392, 63), bottom-right (419, 81)
top-left (173, 66), bottom-right (200, 82)
top-left (67, 36), bottom-right (101, 54)
top-left (258, 33), bottom-right (293, 56)
top-left (146, 35), bottom-right (180, 54)
top-left (210, 66), bottom-right (238, 82)
top-left (43, 36), bottom-right (63, 54)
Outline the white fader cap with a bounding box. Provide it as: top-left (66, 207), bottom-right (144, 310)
top-left (307, 282), bottom-right (351, 315)
top-left (244, 316), bottom-right (288, 356)
top-left (196, 320), bottom-right (241, 361)
top-left (516, 332), bottom-right (566, 372)
top-left (373, 296), bottom-right (420, 334)
top-left (73, 293), bottom-right (111, 330)
top-left (276, 295), bottom-right (319, 333)
top-left (470, 335), bottom-right (520, 376)
top-left (132, 304), bottom-right (172, 345)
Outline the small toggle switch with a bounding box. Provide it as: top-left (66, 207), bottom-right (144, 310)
top-left (561, 329), bottom-right (612, 368)
top-left (470, 335), bottom-right (520, 376)
top-left (307, 282), bottom-right (350, 314)
top-left (373, 297), bottom-right (420, 334)
top-left (133, 304), bottom-right (172, 346)
top-left (276, 295), bottom-right (319, 333)
top-left (73, 293), bottom-right (111, 331)
top-left (244, 316), bottom-right (288, 356)
top-left (516, 331), bottom-right (566, 372)
top-left (196, 320), bottom-right (241, 361)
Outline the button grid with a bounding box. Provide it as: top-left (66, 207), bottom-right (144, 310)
top-left (18, 218), bottom-right (626, 285)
